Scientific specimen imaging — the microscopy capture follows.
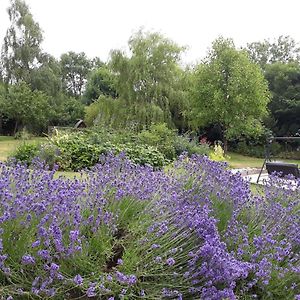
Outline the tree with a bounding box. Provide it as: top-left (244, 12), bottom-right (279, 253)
top-left (30, 53), bottom-right (62, 98)
top-left (60, 51), bottom-right (92, 98)
top-left (4, 82), bottom-right (50, 134)
top-left (1, 0), bottom-right (43, 84)
top-left (190, 37), bottom-right (270, 151)
top-left (109, 30), bottom-right (186, 129)
top-left (82, 64), bottom-right (117, 105)
top-left (246, 36), bottom-right (300, 69)
top-left (265, 62), bottom-right (300, 136)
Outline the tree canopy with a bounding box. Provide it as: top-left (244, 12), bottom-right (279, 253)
top-left (265, 62), bottom-right (300, 136)
top-left (60, 51), bottom-right (92, 98)
top-left (109, 30), bottom-right (186, 129)
top-left (246, 36), bottom-right (300, 69)
top-left (1, 0), bottom-right (43, 84)
top-left (190, 37), bottom-right (270, 150)
top-left (82, 64), bottom-right (117, 105)
top-left (1, 0), bottom-right (300, 146)
top-left (3, 82), bottom-right (50, 133)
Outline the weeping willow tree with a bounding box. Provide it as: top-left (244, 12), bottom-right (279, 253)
top-left (105, 29), bottom-right (187, 130)
top-left (85, 95), bottom-right (165, 131)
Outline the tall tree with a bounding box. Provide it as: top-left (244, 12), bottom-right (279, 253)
top-left (82, 64), bottom-right (117, 105)
top-left (246, 36), bottom-right (300, 69)
top-left (1, 0), bottom-right (43, 84)
top-left (265, 62), bottom-right (300, 136)
top-left (109, 29), bottom-right (185, 129)
top-left (30, 53), bottom-right (62, 97)
top-left (190, 37), bottom-right (270, 151)
top-left (60, 51), bottom-right (92, 98)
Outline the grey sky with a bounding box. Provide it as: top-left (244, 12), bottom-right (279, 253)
top-left (0, 0), bottom-right (300, 64)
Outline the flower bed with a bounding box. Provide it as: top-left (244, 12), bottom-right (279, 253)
top-left (0, 154), bottom-right (299, 299)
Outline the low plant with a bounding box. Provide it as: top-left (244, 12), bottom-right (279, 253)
top-left (1, 154), bottom-right (299, 299)
top-left (209, 142), bottom-right (226, 161)
top-left (174, 134), bottom-right (210, 157)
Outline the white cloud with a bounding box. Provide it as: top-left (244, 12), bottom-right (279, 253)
top-left (0, 0), bottom-right (300, 64)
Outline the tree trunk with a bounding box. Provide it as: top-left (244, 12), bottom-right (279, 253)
top-left (0, 115), bottom-right (2, 135)
top-left (13, 120), bottom-right (18, 136)
top-left (223, 137), bottom-right (228, 154)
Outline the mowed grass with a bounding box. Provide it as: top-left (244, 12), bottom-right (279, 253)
top-left (227, 152), bottom-right (300, 169)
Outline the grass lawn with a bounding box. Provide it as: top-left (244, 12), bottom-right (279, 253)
top-left (54, 170), bottom-right (83, 179)
top-left (227, 152), bottom-right (300, 169)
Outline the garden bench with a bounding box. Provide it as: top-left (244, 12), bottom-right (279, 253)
top-left (266, 162), bottom-right (300, 178)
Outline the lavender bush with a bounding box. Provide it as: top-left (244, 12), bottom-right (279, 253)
top-left (0, 154), bottom-right (299, 299)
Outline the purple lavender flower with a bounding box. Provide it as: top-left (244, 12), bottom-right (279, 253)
top-left (86, 286), bottom-right (96, 297)
top-left (166, 257), bottom-right (175, 266)
top-left (73, 274), bottom-right (83, 285)
top-left (21, 255), bottom-right (35, 265)
top-left (69, 230), bottom-right (79, 242)
top-left (31, 240), bottom-right (40, 248)
top-left (37, 250), bottom-right (50, 260)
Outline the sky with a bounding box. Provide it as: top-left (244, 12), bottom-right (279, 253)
top-left (1, 0), bottom-right (300, 65)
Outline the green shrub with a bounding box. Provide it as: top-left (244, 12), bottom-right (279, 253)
top-left (209, 143), bottom-right (226, 161)
top-left (174, 135), bottom-right (210, 157)
top-left (11, 128), bottom-right (212, 171)
top-left (137, 123), bottom-right (176, 160)
top-left (119, 143), bottom-right (168, 168)
top-left (47, 132), bottom-right (169, 170)
top-left (10, 143), bottom-right (39, 165)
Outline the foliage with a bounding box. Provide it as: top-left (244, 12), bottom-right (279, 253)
top-left (10, 126), bottom-right (211, 170)
top-left (4, 82), bottom-right (50, 134)
top-left (84, 95), bottom-right (133, 129)
top-left (30, 54), bottom-right (62, 98)
top-left (235, 140), bottom-right (282, 158)
top-left (278, 150), bottom-right (300, 160)
top-left (0, 155), bottom-right (299, 299)
top-left (83, 64), bottom-right (117, 105)
top-left (110, 29), bottom-right (186, 129)
top-left (209, 143), bottom-right (226, 161)
top-left (47, 131), bottom-right (169, 170)
top-left (190, 37), bottom-right (271, 151)
top-left (137, 123), bottom-right (177, 160)
top-left (60, 51), bottom-right (92, 98)
top-left (14, 127), bottom-right (32, 140)
top-left (246, 35), bottom-right (300, 69)
top-left (174, 134), bottom-right (211, 156)
top-left (264, 62), bottom-right (300, 136)
top-left (1, 0), bottom-right (43, 84)
top-left (10, 142), bottom-right (39, 165)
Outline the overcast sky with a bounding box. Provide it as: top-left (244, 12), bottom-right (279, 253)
top-left (1, 0), bottom-right (300, 64)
